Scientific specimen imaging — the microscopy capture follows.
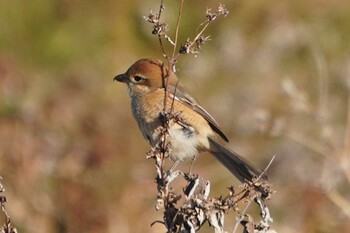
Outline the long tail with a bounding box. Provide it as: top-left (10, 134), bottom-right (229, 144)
top-left (208, 138), bottom-right (267, 183)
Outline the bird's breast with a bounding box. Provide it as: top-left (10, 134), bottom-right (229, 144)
top-left (129, 88), bottom-right (214, 160)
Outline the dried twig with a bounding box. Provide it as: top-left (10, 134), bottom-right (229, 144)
top-left (0, 177), bottom-right (17, 233)
top-left (143, 1), bottom-right (275, 232)
top-left (179, 3), bottom-right (228, 56)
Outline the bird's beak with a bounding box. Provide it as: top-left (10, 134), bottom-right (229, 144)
top-left (113, 73), bottom-right (128, 83)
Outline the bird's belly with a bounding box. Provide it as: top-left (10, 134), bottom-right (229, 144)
top-left (130, 92), bottom-right (213, 161)
top-left (138, 118), bottom-right (214, 161)
top-left (167, 123), bottom-right (201, 161)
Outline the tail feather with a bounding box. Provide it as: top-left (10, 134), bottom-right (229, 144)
top-left (208, 138), bottom-right (267, 183)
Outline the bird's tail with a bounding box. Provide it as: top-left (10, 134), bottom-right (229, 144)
top-left (208, 138), bottom-right (267, 183)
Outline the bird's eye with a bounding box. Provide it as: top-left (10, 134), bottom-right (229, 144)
top-left (133, 75), bottom-right (143, 83)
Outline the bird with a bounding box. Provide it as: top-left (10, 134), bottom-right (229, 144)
top-left (114, 58), bottom-right (267, 183)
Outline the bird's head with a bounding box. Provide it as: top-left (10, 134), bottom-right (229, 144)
top-left (114, 58), bottom-right (177, 94)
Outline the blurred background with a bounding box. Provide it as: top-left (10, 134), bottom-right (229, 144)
top-left (1, 0), bottom-right (350, 232)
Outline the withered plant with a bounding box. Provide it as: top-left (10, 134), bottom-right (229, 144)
top-left (0, 177), bottom-right (17, 233)
top-left (142, 1), bottom-right (275, 232)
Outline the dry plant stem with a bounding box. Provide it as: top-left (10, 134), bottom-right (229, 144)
top-left (343, 94), bottom-right (350, 182)
top-left (230, 155), bottom-right (275, 200)
top-left (286, 94), bottom-right (350, 183)
top-left (258, 155), bottom-right (276, 181)
top-left (308, 30), bottom-right (329, 121)
top-left (158, 37), bottom-right (168, 60)
top-left (326, 189), bottom-right (350, 219)
top-left (155, 0), bottom-right (184, 210)
top-left (146, 1), bottom-right (275, 232)
top-left (285, 92), bottom-right (350, 219)
top-left (171, 0), bottom-right (185, 59)
top-left (157, 0), bottom-right (168, 59)
top-left (232, 195), bottom-right (256, 233)
top-left (230, 157), bottom-right (274, 233)
top-left (164, 0), bottom-right (184, 112)
top-left (189, 22), bottom-right (211, 50)
top-left (308, 29), bottom-right (342, 153)
top-left (286, 131), bottom-right (331, 158)
top-left (305, 28), bottom-right (349, 211)
top-left (0, 177), bottom-right (17, 233)
top-left (157, 0), bottom-right (164, 23)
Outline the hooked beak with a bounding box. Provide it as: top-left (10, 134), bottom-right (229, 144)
top-left (113, 73), bottom-right (128, 83)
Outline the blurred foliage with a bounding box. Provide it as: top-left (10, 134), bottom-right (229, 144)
top-left (0, 0), bottom-right (350, 232)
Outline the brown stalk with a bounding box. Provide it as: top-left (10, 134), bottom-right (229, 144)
top-left (159, 0), bottom-right (185, 211)
top-left (188, 21), bottom-right (211, 50)
top-left (157, 0), bottom-right (168, 59)
top-left (163, 0), bottom-right (184, 114)
top-left (171, 0), bottom-right (185, 59)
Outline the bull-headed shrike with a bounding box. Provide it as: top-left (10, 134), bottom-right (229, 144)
top-left (114, 58), bottom-right (267, 183)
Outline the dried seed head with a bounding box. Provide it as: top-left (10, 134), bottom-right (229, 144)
top-left (217, 3), bottom-right (229, 17)
top-left (144, 9), bottom-right (159, 23)
top-left (195, 35), bottom-right (211, 49)
top-left (205, 3), bottom-right (229, 22)
top-left (152, 22), bottom-right (169, 35)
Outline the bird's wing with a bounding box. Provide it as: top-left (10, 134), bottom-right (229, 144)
top-left (167, 84), bottom-right (229, 142)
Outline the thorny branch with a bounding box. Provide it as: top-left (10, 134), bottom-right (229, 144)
top-left (146, 113), bottom-right (274, 233)
top-left (0, 177), bottom-right (17, 233)
top-left (144, 1), bottom-right (230, 139)
top-left (171, 0), bottom-right (185, 59)
top-left (144, 1), bottom-right (275, 232)
top-left (179, 4), bottom-right (228, 56)
top-left (144, 2), bottom-right (229, 59)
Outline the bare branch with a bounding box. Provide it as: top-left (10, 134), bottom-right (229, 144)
top-left (171, 0), bottom-right (185, 59)
top-left (143, 2), bottom-right (275, 233)
top-left (179, 3), bottom-right (229, 56)
top-left (0, 177), bottom-right (17, 233)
